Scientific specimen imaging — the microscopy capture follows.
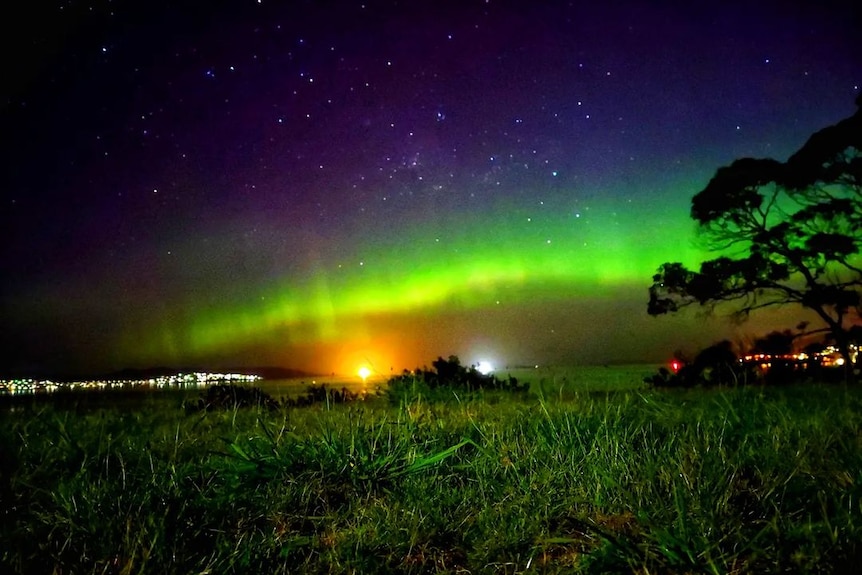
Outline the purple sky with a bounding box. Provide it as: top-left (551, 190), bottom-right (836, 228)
top-left (1, 0), bottom-right (859, 376)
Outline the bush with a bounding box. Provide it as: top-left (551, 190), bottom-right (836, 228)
top-left (185, 383), bottom-right (367, 413)
top-left (282, 384), bottom-right (364, 407)
top-left (386, 355), bottom-right (528, 403)
top-left (185, 384), bottom-right (281, 412)
top-left (645, 341), bottom-right (749, 388)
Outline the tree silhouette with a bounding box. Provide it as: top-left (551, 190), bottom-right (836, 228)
top-left (649, 93), bottom-right (862, 377)
top-left (751, 330), bottom-right (795, 356)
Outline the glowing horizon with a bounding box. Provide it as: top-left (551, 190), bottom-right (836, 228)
top-left (117, 196), bottom-right (710, 372)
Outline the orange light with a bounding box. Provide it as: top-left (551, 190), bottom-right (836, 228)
top-left (358, 366), bottom-right (371, 382)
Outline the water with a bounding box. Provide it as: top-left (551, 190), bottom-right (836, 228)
top-left (0, 364), bottom-right (661, 402)
top-left (255, 374), bottom-right (387, 400)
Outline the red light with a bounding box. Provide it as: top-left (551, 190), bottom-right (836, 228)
top-left (671, 360), bottom-right (681, 373)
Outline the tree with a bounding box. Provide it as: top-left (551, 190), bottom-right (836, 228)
top-left (751, 329), bottom-right (795, 356)
top-left (649, 93), bottom-right (862, 378)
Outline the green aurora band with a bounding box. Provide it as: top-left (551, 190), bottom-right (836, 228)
top-left (124, 198), bottom-right (708, 367)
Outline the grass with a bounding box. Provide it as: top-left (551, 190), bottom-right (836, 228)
top-left (1, 374), bottom-right (862, 573)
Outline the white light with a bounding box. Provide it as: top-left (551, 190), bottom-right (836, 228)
top-left (476, 361), bottom-right (494, 375)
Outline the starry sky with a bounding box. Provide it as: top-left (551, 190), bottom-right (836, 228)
top-left (1, 0), bottom-right (859, 377)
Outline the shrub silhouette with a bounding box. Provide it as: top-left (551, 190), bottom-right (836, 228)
top-left (645, 341), bottom-right (747, 388)
top-left (387, 355), bottom-right (528, 402)
top-left (186, 384), bottom-right (280, 412)
top-left (186, 383), bottom-right (364, 412)
top-left (282, 384), bottom-right (362, 407)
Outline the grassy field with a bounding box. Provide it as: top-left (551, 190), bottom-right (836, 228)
top-left (1, 368), bottom-right (861, 574)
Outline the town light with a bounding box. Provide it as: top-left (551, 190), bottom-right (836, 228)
top-left (358, 366), bottom-right (371, 382)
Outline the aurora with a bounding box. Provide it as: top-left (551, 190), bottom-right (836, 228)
top-left (1, 1), bottom-right (858, 377)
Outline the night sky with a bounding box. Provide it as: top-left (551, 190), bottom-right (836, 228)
top-left (2, 0), bottom-right (859, 377)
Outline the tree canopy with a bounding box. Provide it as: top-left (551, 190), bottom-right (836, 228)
top-left (649, 93), bottom-right (862, 369)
